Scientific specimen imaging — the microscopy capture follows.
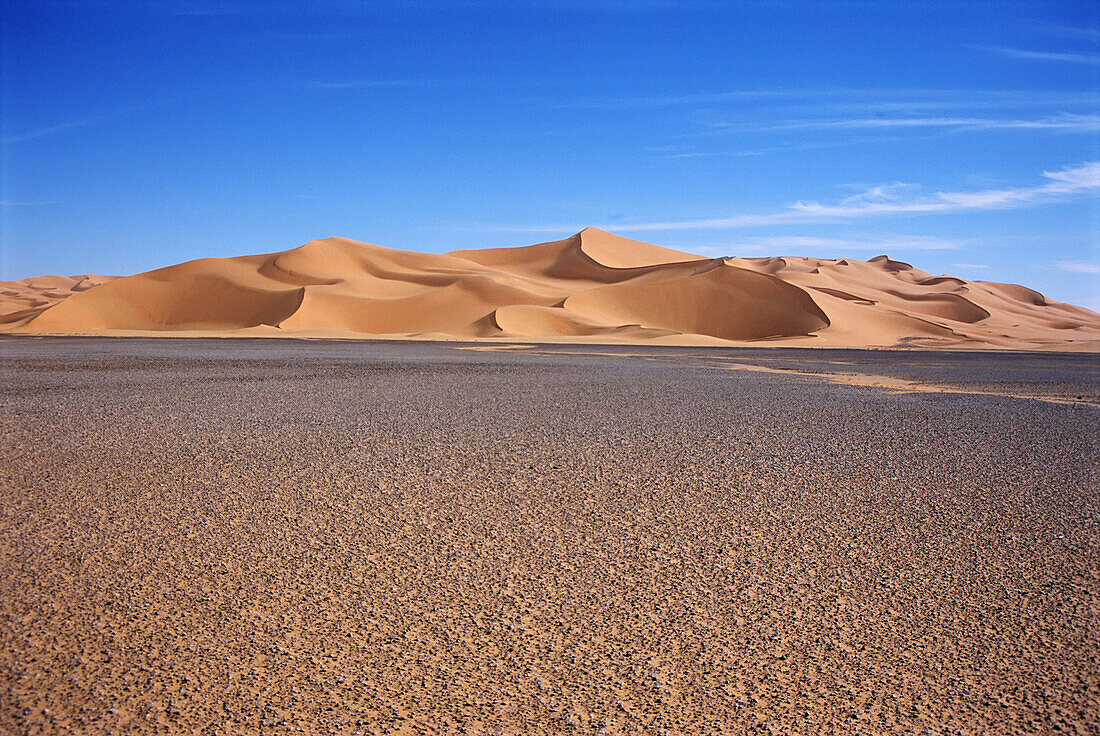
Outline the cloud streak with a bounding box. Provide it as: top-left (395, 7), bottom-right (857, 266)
top-left (96, 0), bottom-right (710, 16)
top-left (489, 161), bottom-right (1100, 233)
top-left (0, 200), bottom-right (60, 207)
top-left (762, 114), bottom-right (1100, 133)
top-left (723, 234), bottom-right (962, 254)
top-left (2, 115), bottom-right (104, 144)
top-left (566, 87), bottom-right (1100, 154)
top-left (556, 87), bottom-right (1100, 112)
top-left (1056, 261), bottom-right (1100, 274)
top-left (1039, 24), bottom-right (1100, 41)
top-left (789, 161), bottom-right (1100, 219)
top-left (1, 88), bottom-right (214, 144)
top-left (972, 45), bottom-right (1100, 64)
top-left (305, 79), bottom-right (419, 89)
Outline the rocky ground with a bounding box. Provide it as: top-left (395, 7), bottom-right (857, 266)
top-left (1, 338), bottom-right (1097, 734)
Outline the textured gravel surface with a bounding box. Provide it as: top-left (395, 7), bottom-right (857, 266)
top-left (1, 338), bottom-right (1098, 735)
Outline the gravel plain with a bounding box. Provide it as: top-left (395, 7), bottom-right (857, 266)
top-left (1, 338), bottom-right (1097, 735)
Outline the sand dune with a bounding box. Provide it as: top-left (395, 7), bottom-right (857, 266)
top-left (726, 254), bottom-right (1100, 349)
top-left (0, 274), bottom-right (116, 326)
top-left (3, 228), bottom-right (1098, 349)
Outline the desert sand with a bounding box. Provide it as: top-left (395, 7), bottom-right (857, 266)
top-left (1, 339), bottom-right (1097, 734)
top-left (0, 274), bottom-right (115, 326)
top-left (3, 228), bottom-right (1097, 350)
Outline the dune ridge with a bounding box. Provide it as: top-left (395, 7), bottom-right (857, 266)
top-left (3, 228), bottom-right (1098, 350)
top-left (0, 274), bottom-right (116, 326)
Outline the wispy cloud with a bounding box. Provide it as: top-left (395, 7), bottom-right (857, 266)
top-left (2, 89), bottom-right (213, 144)
top-left (724, 234), bottom-right (962, 254)
top-left (167, 1), bottom-right (256, 15)
top-left (1038, 24), bottom-right (1100, 41)
top-left (762, 113), bottom-right (1100, 133)
top-left (1, 79), bottom-right (415, 144)
top-left (561, 87), bottom-right (961, 111)
top-left (556, 87), bottom-right (1100, 112)
top-left (790, 161), bottom-right (1100, 218)
top-left (566, 87), bottom-right (1100, 155)
top-left (105, 0), bottom-right (709, 15)
top-left (305, 79), bottom-right (419, 90)
top-left (1076, 297), bottom-right (1100, 313)
top-left (555, 88), bottom-right (838, 110)
top-left (1056, 260), bottom-right (1100, 274)
top-left (2, 115), bottom-right (104, 144)
top-left (655, 139), bottom-right (852, 159)
top-left (238, 31), bottom-right (380, 42)
top-left (488, 161), bottom-right (1100, 233)
top-left (971, 45), bottom-right (1100, 64)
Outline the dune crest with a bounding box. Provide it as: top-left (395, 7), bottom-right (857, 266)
top-left (0, 274), bottom-right (117, 326)
top-left (4, 229), bottom-right (1098, 350)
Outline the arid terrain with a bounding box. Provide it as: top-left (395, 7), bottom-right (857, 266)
top-left (3, 229), bottom-right (1098, 351)
top-left (0, 274), bottom-right (116, 324)
top-left (1, 338), bottom-right (1097, 734)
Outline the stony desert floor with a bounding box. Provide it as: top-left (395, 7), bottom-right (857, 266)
top-left (1, 338), bottom-right (1097, 735)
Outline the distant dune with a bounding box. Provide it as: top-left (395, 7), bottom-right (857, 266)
top-left (3, 228), bottom-right (1098, 350)
top-left (0, 274), bottom-right (116, 328)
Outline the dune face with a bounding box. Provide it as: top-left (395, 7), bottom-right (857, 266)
top-left (4, 228), bottom-right (1099, 350)
top-left (563, 264), bottom-right (830, 341)
top-left (726, 254), bottom-right (1100, 349)
top-left (0, 274), bottom-right (116, 326)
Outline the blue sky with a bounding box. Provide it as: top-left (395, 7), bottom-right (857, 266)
top-left (2, 0), bottom-right (1098, 308)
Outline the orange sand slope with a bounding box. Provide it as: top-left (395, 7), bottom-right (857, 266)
top-left (0, 274), bottom-right (116, 327)
top-left (4, 228), bottom-right (1098, 349)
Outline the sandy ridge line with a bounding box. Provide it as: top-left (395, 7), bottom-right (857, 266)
top-left (6, 229), bottom-right (1100, 350)
top-left (457, 344), bottom-right (1099, 407)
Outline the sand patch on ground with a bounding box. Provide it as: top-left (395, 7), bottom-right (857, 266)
top-left (712, 359), bottom-right (1100, 406)
top-left (456, 344), bottom-right (1100, 406)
